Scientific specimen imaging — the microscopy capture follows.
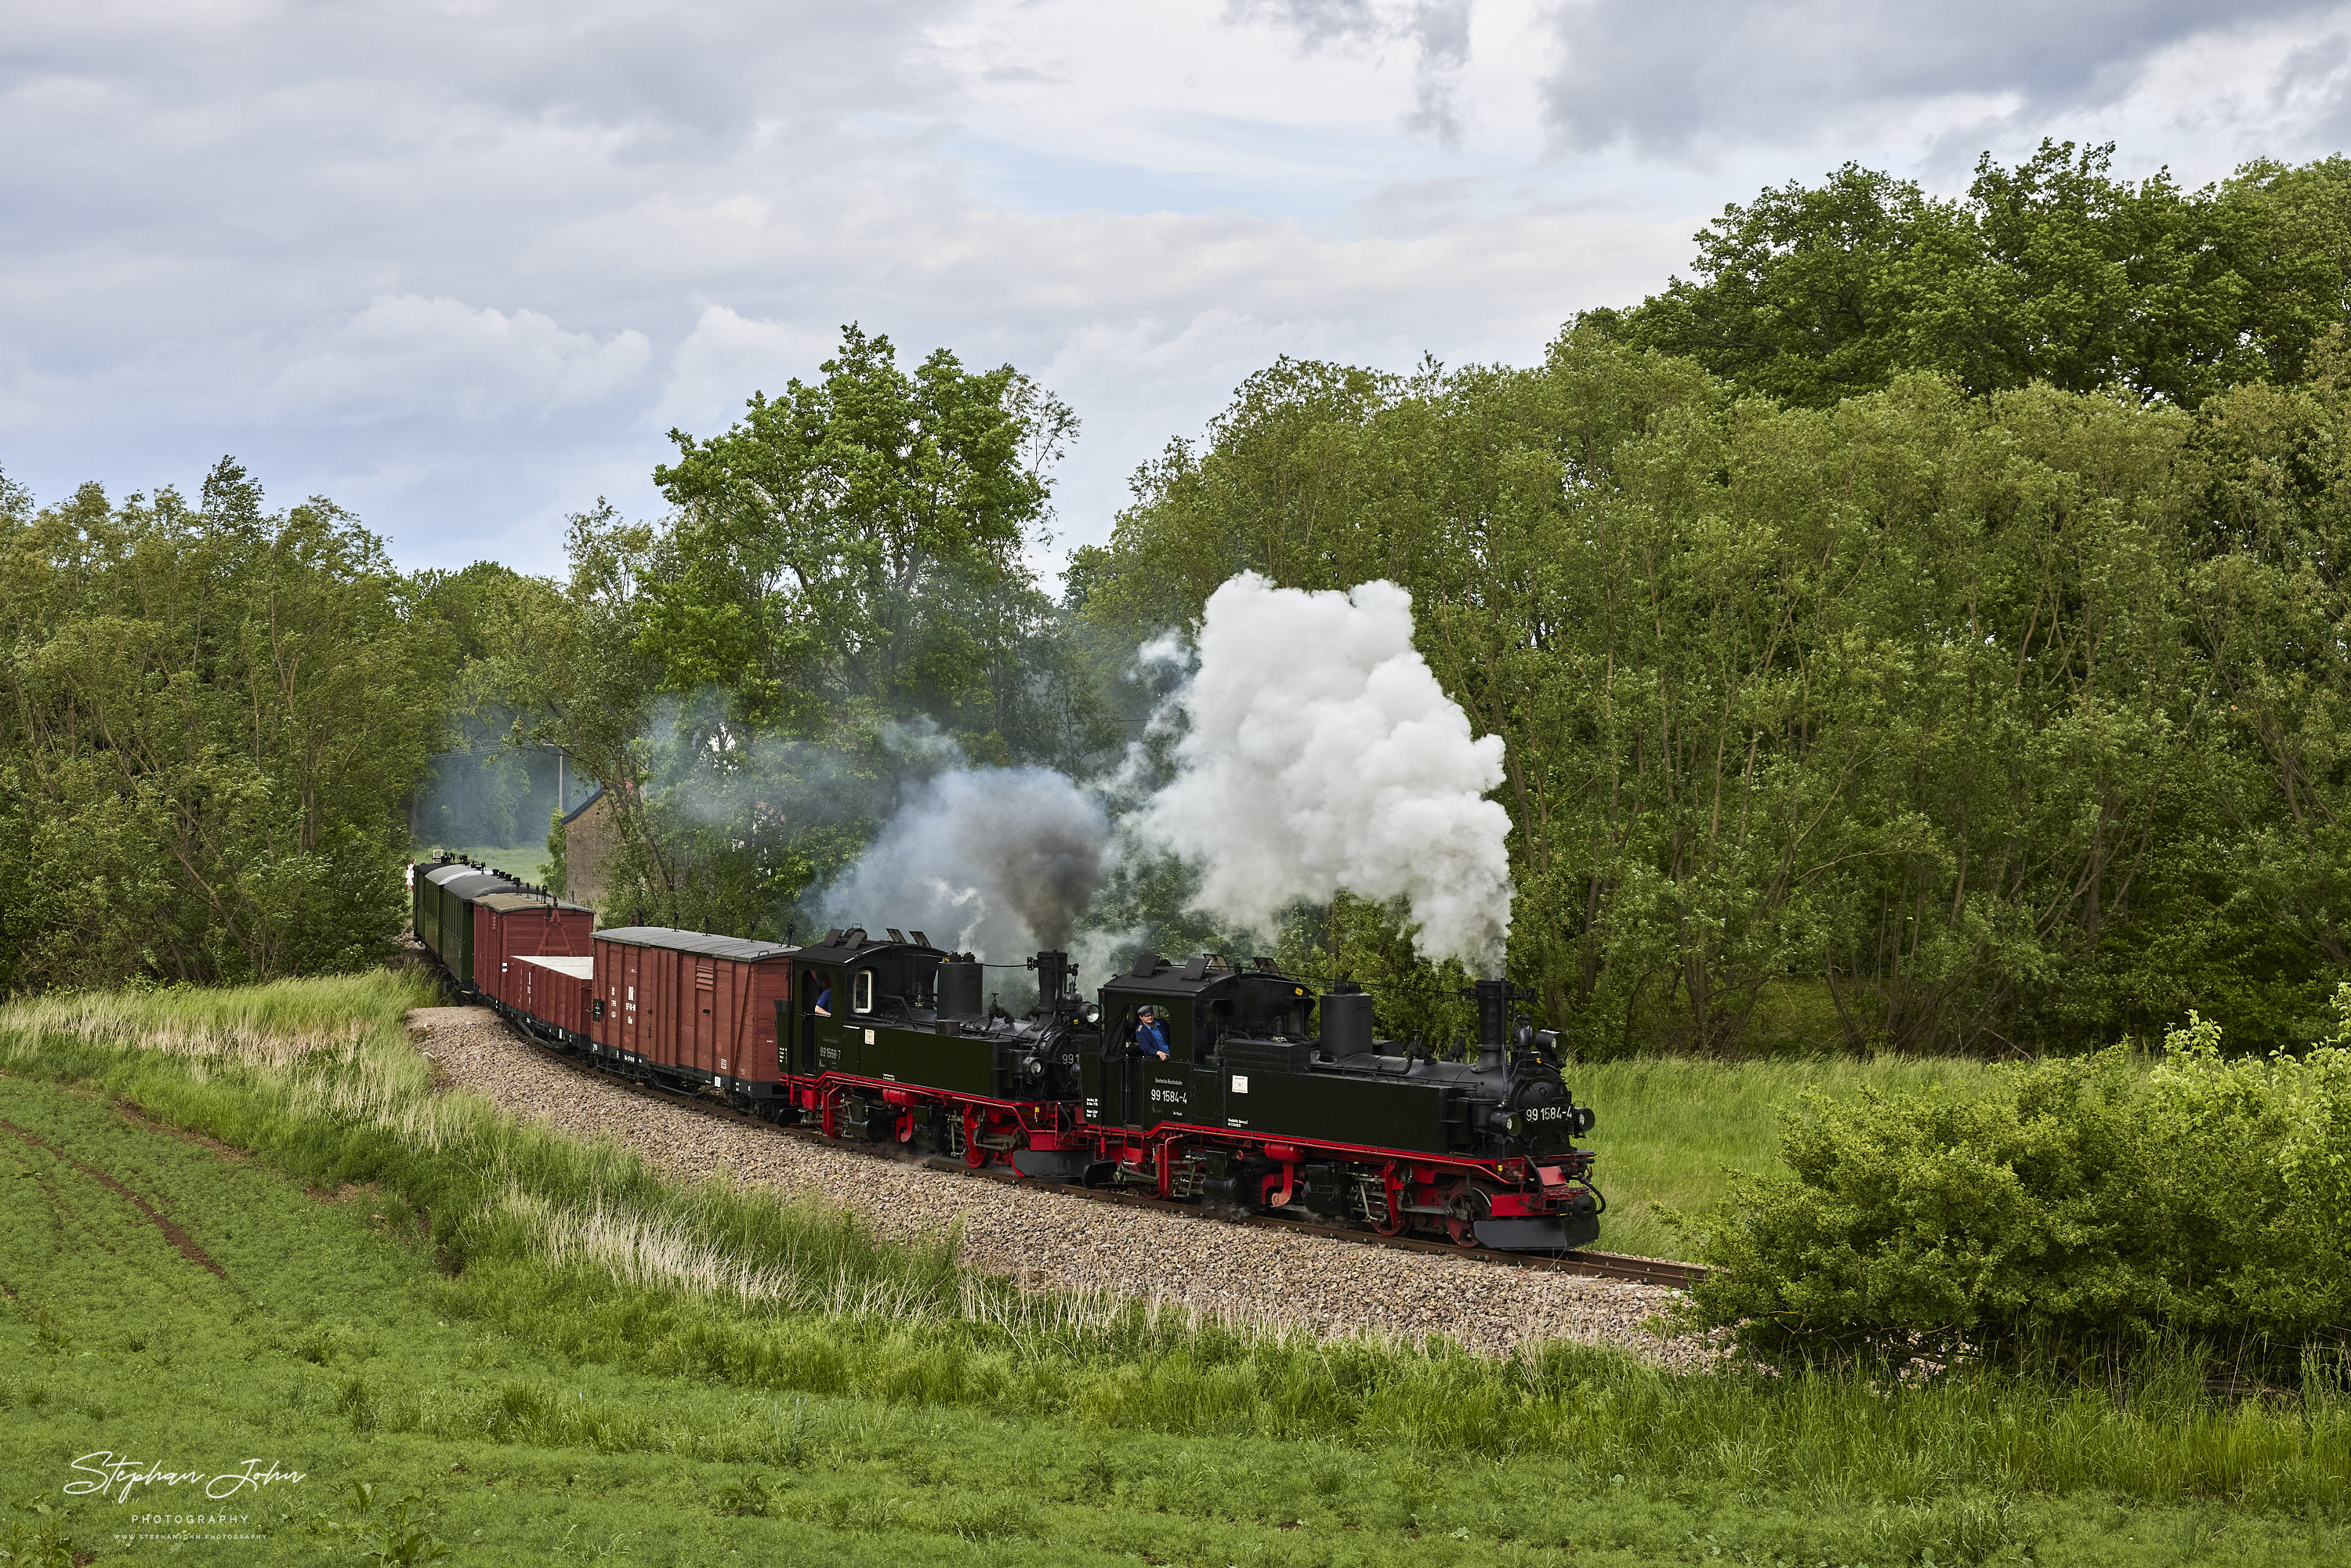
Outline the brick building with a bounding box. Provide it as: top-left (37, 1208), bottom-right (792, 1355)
top-left (560, 788), bottom-right (617, 913)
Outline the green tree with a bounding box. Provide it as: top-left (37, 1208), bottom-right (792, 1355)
top-left (1588, 161), bottom-right (1959, 407)
top-left (0, 459), bottom-right (447, 989)
top-left (646, 323), bottom-right (1082, 753)
top-left (458, 503), bottom-right (668, 912)
top-left (476, 327), bottom-right (1113, 940)
top-left (1610, 143), bottom-right (2351, 411)
top-left (1081, 324), bottom-right (2351, 1055)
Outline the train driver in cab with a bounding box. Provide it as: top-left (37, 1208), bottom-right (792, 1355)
top-left (1135, 1005), bottom-right (1169, 1061)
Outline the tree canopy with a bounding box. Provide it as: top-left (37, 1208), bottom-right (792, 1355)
top-left (1078, 328), bottom-right (2351, 1056)
top-left (0, 459), bottom-right (450, 989)
top-left (1600, 143), bottom-right (2351, 411)
top-left (473, 325), bottom-right (1114, 940)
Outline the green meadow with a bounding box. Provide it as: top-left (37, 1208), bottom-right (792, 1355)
top-left (1572, 1051), bottom-right (2000, 1263)
top-left (0, 973), bottom-right (2344, 1566)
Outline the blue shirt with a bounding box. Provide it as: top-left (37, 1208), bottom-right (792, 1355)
top-left (1136, 1018), bottom-right (1168, 1057)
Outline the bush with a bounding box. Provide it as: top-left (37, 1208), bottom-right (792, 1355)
top-left (1677, 990), bottom-right (2351, 1371)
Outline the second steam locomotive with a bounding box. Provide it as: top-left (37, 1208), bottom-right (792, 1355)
top-left (415, 857), bottom-right (1603, 1252)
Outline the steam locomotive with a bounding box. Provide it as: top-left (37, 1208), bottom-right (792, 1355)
top-left (414, 856), bottom-right (1603, 1251)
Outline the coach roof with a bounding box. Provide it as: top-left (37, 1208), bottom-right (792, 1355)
top-left (475, 891), bottom-right (592, 914)
top-left (437, 871), bottom-right (521, 903)
top-left (591, 925), bottom-right (797, 962)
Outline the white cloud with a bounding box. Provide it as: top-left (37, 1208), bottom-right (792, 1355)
top-left (2041, 11), bottom-right (2351, 173)
top-left (268, 296), bottom-right (652, 425)
top-left (3, 0), bottom-right (2350, 576)
top-left (1534, 1), bottom-right (2335, 157)
top-left (649, 306), bottom-right (839, 436)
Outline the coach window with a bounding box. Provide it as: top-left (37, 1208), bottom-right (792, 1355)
top-left (852, 969), bottom-right (874, 1015)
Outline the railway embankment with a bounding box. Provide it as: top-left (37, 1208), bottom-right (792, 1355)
top-left (408, 1004), bottom-right (1713, 1367)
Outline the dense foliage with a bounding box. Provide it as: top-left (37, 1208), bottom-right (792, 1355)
top-left (0, 460), bottom-right (448, 990)
top-left (474, 327), bottom-right (1120, 937)
top-left (1077, 333), bottom-right (2351, 1055)
top-left (20, 145), bottom-right (2351, 1047)
top-left (1069, 147), bottom-right (2348, 1053)
top-left (1600, 143), bottom-right (2351, 410)
top-left (1679, 1001), bottom-right (2351, 1373)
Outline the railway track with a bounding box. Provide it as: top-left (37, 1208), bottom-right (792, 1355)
top-left (494, 1016), bottom-right (1708, 1294)
top-left (940, 1157), bottom-right (1707, 1290)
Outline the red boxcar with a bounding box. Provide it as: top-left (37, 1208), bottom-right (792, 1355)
top-left (472, 893), bottom-right (596, 1019)
top-left (587, 926), bottom-right (796, 1102)
top-left (513, 954), bottom-right (594, 1039)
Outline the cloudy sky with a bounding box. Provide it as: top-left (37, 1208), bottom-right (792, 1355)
top-left (6, 0), bottom-right (2351, 576)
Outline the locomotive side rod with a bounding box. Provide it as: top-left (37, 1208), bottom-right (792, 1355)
top-left (489, 1016), bottom-right (1706, 1294)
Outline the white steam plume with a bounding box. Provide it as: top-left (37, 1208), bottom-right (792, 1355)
top-left (818, 766), bottom-right (1108, 960)
top-left (1134, 572), bottom-right (1512, 970)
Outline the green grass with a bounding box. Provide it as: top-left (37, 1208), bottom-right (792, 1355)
top-left (0, 974), bottom-right (2346, 1566)
top-left (1572, 1053), bottom-right (2001, 1261)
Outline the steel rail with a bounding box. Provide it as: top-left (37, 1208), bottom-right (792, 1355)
top-left (489, 1011), bottom-right (1708, 1292)
top-left (934, 1157), bottom-right (1707, 1290)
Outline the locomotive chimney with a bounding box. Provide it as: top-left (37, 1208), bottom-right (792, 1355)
top-left (1474, 977), bottom-right (1512, 1074)
top-left (1027, 951), bottom-right (1072, 1015)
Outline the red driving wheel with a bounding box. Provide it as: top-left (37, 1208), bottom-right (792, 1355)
top-left (1442, 1178), bottom-right (1489, 1247)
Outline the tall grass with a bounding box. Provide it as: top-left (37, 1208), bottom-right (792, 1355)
top-left (1573, 1053), bottom-right (2005, 1258)
top-left (1, 969), bottom-right (426, 1063)
top-left (3, 973), bottom-right (2346, 1516)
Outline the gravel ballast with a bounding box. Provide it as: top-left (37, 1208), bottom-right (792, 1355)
top-left (408, 1005), bottom-right (1709, 1367)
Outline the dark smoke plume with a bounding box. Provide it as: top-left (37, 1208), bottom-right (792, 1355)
top-left (817, 766), bottom-right (1107, 958)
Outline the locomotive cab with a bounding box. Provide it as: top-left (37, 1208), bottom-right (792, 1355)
top-left (788, 927), bottom-right (958, 1082)
top-left (1085, 954), bottom-right (1318, 1132)
top-left (780, 929), bottom-right (1095, 1135)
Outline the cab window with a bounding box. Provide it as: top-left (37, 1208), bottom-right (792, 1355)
top-left (852, 970), bottom-right (874, 1015)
